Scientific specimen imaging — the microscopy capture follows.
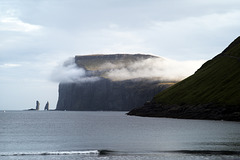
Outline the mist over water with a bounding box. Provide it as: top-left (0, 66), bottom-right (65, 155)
top-left (50, 55), bottom-right (205, 83)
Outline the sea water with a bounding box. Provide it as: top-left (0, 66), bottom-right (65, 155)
top-left (0, 111), bottom-right (240, 160)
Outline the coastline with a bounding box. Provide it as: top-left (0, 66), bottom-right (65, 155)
top-left (127, 102), bottom-right (240, 121)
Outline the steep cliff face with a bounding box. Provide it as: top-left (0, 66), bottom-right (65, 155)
top-left (56, 78), bottom-right (172, 111)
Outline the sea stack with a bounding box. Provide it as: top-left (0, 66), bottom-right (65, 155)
top-left (44, 102), bottom-right (49, 110)
top-left (36, 101), bottom-right (40, 110)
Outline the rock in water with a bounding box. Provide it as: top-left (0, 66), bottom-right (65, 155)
top-left (36, 101), bottom-right (40, 110)
top-left (44, 102), bottom-right (49, 110)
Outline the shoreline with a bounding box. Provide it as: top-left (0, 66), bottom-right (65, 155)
top-left (127, 102), bottom-right (240, 121)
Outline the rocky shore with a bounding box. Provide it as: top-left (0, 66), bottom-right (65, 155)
top-left (127, 102), bottom-right (240, 121)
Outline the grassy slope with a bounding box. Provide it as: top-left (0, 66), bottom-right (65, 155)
top-left (153, 37), bottom-right (240, 105)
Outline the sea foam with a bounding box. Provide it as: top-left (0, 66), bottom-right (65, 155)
top-left (1, 150), bottom-right (99, 156)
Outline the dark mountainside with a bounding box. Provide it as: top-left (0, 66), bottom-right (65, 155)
top-left (128, 37), bottom-right (240, 121)
top-left (56, 54), bottom-right (175, 111)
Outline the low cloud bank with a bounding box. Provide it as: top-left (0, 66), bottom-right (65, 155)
top-left (51, 56), bottom-right (205, 83)
top-left (50, 58), bottom-right (100, 83)
top-left (103, 58), bottom-right (205, 81)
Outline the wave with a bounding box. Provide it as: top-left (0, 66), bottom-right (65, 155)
top-left (1, 150), bottom-right (99, 156)
top-left (1, 149), bottom-right (240, 157)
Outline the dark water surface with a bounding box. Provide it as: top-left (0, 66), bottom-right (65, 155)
top-left (0, 111), bottom-right (240, 160)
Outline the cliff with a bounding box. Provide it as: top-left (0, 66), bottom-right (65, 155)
top-left (56, 54), bottom-right (175, 111)
top-left (128, 37), bottom-right (240, 121)
top-left (57, 78), bottom-right (172, 111)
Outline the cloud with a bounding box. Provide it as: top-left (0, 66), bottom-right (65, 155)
top-left (0, 8), bottom-right (42, 33)
top-left (102, 57), bottom-right (205, 81)
top-left (51, 56), bottom-right (205, 83)
top-left (50, 58), bottom-right (100, 83)
top-left (138, 10), bottom-right (240, 60)
top-left (151, 11), bottom-right (240, 33)
top-left (0, 63), bottom-right (21, 68)
top-left (0, 17), bottom-right (42, 32)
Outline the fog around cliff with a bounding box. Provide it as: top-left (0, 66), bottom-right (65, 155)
top-left (51, 58), bottom-right (100, 83)
top-left (103, 58), bottom-right (205, 81)
top-left (51, 56), bottom-right (205, 83)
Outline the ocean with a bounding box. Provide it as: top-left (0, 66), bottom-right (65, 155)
top-left (0, 111), bottom-right (240, 160)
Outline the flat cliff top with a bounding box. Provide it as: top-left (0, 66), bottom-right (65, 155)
top-left (74, 53), bottom-right (170, 81)
top-left (75, 54), bottom-right (159, 71)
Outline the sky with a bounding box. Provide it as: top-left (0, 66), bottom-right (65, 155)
top-left (0, 0), bottom-right (240, 110)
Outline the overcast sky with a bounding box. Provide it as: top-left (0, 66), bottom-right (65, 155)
top-left (1, 0), bottom-right (240, 110)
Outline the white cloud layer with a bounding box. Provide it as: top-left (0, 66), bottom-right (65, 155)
top-left (0, 63), bottom-right (21, 68)
top-left (51, 58), bottom-right (100, 83)
top-left (0, 17), bottom-right (42, 32)
top-left (103, 58), bottom-right (205, 81)
top-left (52, 56), bottom-right (205, 83)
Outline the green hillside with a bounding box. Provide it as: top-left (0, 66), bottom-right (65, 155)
top-left (153, 37), bottom-right (240, 105)
top-left (128, 37), bottom-right (240, 121)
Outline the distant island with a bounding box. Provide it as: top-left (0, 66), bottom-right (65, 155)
top-left (128, 36), bottom-right (240, 121)
top-left (56, 54), bottom-right (176, 111)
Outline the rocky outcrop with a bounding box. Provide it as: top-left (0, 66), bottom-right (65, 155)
top-left (128, 102), bottom-right (240, 121)
top-left (44, 102), bottom-right (49, 110)
top-left (56, 78), bottom-right (172, 111)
